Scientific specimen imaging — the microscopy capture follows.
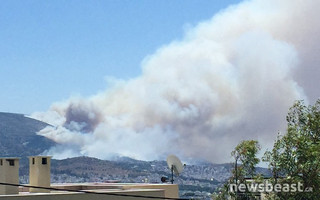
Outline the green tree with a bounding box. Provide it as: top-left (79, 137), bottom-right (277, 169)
top-left (232, 140), bottom-right (261, 179)
top-left (216, 140), bottom-right (261, 200)
top-left (263, 100), bottom-right (320, 199)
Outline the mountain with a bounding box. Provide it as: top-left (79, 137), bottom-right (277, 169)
top-left (18, 156), bottom-right (270, 199)
top-left (0, 112), bottom-right (271, 198)
top-left (0, 112), bottom-right (55, 157)
top-left (18, 156), bottom-right (232, 198)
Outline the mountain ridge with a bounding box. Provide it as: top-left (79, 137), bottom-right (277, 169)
top-left (0, 112), bottom-right (56, 157)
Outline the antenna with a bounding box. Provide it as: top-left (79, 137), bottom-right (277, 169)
top-left (166, 155), bottom-right (184, 184)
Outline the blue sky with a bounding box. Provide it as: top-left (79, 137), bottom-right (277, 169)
top-left (0, 0), bottom-right (242, 114)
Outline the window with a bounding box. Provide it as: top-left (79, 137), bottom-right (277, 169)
top-left (32, 158), bottom-right (35, 165)
top-left (6, 159), bottom-right (15, 166)
top-left (42, 158), bottom-right (47, 165)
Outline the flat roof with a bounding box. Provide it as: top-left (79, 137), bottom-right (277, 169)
top-left (28, 156), bottom-right (52, 158)
top-left (9, 183), bottom-right (172, 197)
top-left (14, 189), bottom-right (164, 196)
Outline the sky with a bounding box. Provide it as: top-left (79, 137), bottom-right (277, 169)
top-left (0, 0), bottom-right (241, 114)
top-left (2, 0), bottom-right (320, 163)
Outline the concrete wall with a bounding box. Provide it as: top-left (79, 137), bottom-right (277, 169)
top-left (49, 183), bottom-right (179, 199)
top-left (121, 184), bottom-right (179, 198)
top-left (0, 189), bottom-right (165, 200)
top-left (29, 156), bottom-right (51, 193)
top-left (0, 158), bottom-right (19, 195)
top-left (50, 183), bottom-right (179, 199)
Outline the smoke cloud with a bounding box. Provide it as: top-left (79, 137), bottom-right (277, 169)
top-left (32, 0), bottom-right (320, 163)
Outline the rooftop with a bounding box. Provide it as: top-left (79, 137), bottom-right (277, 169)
top-left (1, 182), bottom-right (179, 200)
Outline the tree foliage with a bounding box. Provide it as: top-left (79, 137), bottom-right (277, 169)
top-left (232, 140), bottom-right (261, 178)
top-left (263, 100), bottom-right (320, 199)
top-left (215, 140), bottom-right (261, 200)
top-left (215, 100), bottom-right (320, 200)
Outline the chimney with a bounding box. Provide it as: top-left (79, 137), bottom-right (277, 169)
top-left (28, 156), bottom-right (51, 193)
top-left (0, 157), bottom-right (20, 195)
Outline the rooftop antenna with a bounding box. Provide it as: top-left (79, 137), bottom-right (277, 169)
top-left (166, 155), bottom-right (184, 184)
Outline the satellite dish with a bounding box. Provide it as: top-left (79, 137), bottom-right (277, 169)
top-left (166, 155), bottom-right (184, 184)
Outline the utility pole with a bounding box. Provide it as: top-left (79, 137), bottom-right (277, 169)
top-left (235, 155), bottom-right (239, 200)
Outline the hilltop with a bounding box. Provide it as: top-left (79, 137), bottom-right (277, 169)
top-left (0, 112), bottom-right (55, 157)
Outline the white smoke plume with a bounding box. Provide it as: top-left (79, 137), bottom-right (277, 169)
top-left (32, 0), bottom-right (320, 163)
